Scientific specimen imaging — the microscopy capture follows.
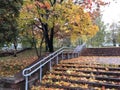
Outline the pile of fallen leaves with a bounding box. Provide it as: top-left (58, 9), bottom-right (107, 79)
top-left (31, 56), bottom-right (120, 90)
top-left (0, 49), bottom-right (38, 77)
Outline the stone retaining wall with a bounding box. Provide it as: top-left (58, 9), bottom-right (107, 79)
top-left (81, 48), bottom-right (120, 56)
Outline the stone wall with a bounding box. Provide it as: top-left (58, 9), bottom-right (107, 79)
top-left (81, 48), bottom-right (120, 56)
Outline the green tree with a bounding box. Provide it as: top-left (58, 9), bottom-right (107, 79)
top-left (110, 22), bottom-right (118, 46)
top-left (87, 16), bottom-right (106, 47)
top-left (117, 33), bottom-right (120, 46)
top-left (115, 23), bottom-right (120, 46)
top-left (0, 0), bottom-right (23, 56)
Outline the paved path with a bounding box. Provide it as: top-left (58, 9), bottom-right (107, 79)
top-left (96, 56), bottom-right (120, 65)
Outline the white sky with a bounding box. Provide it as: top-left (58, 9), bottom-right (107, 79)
top-left (101, 0), bottom-right (120, 24)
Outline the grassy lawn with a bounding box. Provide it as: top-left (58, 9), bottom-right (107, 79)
top-left (0, 49), bottom-right (38, 77)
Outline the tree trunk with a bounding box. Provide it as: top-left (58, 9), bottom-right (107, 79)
top-left (43, 24), bottom-right (54, 53)
top-left (42, 23), bottom-right (54, 53)
top-left (39, 35), bottom-right (44, 57)
top-left (113, 38), bottom-right (116, 46)
top-left (32, 25), bottom-right (39, 58)
top-left (43, 24), bottom-right (50, 52)
top-left (45, 44), bottom-right (48, 52)
top-left (44, 32), bottom-right (54, 52)
top-left (49, 27), bottom-right (54, 52)
top-left (13, 39), bottom-right (17, 57)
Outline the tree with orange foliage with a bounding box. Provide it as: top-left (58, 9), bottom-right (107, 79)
top-left (34, 0), bottom-right (98, 51)
top-left (18, 0), bottom-right (99, 55)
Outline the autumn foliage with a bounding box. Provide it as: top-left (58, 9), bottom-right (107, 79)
top-left (0, 50), bottom-right (37, 77)
top-left (17, 0), bottom-right (99, 51)
top-left (78, 0), bottom-right (110, 21)
top-left (35, 1), bottom-right (51, 10)
top-left (31, 56), bottom-right (120, 90)
top-left (0, 0), bottom-right (99, 77)
top-left (53, 0), bottom-right (99, 42)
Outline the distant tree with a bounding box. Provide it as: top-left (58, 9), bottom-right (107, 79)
top-left (110, 22), bottom-right (118, 46)
top-left (117, 33), bottom-right (120, 46)
top-left (87, 15), bottom-right (106, 47)
top-left (0, 0), bottom-right (23, 56)
top-left (116, 24), bottom-right (120, 46)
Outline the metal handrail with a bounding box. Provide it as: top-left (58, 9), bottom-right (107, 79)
top-left (22, 47), bottom-right (66, 76)
top-left (22, 44), bottom-right (86, 90)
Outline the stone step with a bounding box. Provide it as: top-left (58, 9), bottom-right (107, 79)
top-left (39, 82), bottom-right (85, 90)
top-left (55, 64), bottom-right (120, 71)
top-left (42, 77), bottom-right (120, 89)
top-left (31, 55), bottom-right (120, 90)
top-left (53, 67), bottom-right (120, 76)
top-left (49, 71), bottom-right (120, 82)
top-left (60, 62), bottom-right (120, 67)
top-left (51, 70), bottom-right (120, 78)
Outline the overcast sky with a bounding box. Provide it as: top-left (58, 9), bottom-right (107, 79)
top-left (101, 0), bottom-right (120, 25)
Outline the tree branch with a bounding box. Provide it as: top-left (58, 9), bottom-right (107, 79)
top-left (49, 0), bottom-right (53, 6)
top-left (60, 0), bottom-right (64, 3)
top-left (33, 23), bottom-right (43, 30)
top-left (53, 0), bottom-right (56, 5)
top-left (49, 0), bottom-right (56, 6)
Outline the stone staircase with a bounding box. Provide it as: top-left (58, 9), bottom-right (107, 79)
top-left (31, 57), bottom-right (120, 90)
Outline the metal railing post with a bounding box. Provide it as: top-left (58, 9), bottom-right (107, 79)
top-left (49, 60), bottom-right (52, 71)
top-left (56, 55), bottom-right (58, 64)
top-left (62, 52), bottom-right (63, 60)
top-left (40, 68), bottom-right (42, 82)
top-left (77, 52), bottom-right (79, 57)
top-left (74, 53), bottom-right (76, 58)
top-left (72, 53), bottom-right (74, 58)
top-left (67, 53), bottom-right (70, 59)
top-left (25, 76), bottom-right (28, 90)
